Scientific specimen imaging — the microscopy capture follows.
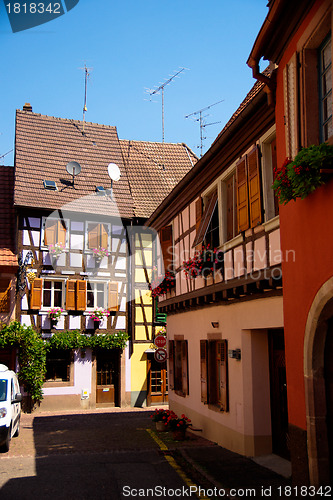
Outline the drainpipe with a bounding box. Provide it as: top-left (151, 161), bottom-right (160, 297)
top-left (250, 61), bottom-right (276, 107)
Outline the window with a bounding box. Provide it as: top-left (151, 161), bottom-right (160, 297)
top-left (225, 173), bottom-right (238, 241)
top-left (86, 222), bottom-right (109, 251)
top-left (192, 190), bottom-right (219, 248)
top-left (45, 350), bottom-right (71, 382)
top-left (42, 280), bottom-right (64, 308)
top-left (319, 35), bottom-right (332, 142)
top-left (87, 282), bottom-right (106, 309)
top-left (43, 218), bottom-right (68, 248)
top-left (160, 225), bottom-right (173, 273)
top-left (200, 339), bottom-right (228, 411)
top-left (169, 339), bottom-right (188, 397)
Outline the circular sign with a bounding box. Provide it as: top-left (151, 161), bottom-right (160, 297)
top-left (154, 335), bottom-right (167, 348)
top-left (154, 348), bottom-right (167, 363)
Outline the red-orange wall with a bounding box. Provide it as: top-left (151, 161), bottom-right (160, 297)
top-left (274, 0), bottom-right (331, 430)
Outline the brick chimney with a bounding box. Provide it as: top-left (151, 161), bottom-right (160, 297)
top-left (23, 103), bottom-right (32, 112)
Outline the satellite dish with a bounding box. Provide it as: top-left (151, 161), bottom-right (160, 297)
top-left (66, 161), bottom-right (82, 177)
top-left (107, 163), bottom-right (121, 181)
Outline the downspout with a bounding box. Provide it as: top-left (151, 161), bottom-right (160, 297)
top-left (250, 61), bottom-right (276, 107)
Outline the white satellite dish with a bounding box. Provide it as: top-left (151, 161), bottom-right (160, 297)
top-left (107, 163), bottom-right (121, 182)
top-left (66, 161), bottom-right (81, 177)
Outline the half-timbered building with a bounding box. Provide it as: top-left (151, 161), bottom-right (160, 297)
top-left (147, 71), bottom-right (288, 459)
top-left (12, 104), bottom-right (195, 410)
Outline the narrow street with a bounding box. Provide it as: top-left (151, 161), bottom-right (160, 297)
top-left (0, 408), bottom-right (213, 500)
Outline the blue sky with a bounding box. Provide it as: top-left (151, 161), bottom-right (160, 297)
top-left (0, 1), bottom-right (268, 165)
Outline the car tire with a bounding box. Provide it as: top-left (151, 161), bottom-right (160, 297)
top-left (13, 418), bottom-right (20, 438)
top-left (0, 428), bottom-right (11, 453)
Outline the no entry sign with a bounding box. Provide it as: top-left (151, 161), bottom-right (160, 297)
top-left (154, 335), bottom-right (167, 348)
top-left (154, 348), bottom-right (167, 363)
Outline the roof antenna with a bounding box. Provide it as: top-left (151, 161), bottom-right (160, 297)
top-left (80, 64), bottom-right (92, 132)
top-left (185, 100), bottom-right (224, 157)
top-left (146, 68), bottom-right (188, 169)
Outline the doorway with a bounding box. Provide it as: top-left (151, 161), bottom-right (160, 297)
top-left (147, 357), bottom-right (168, 405)
top-left (96, 350), bottom-right (120, 407)
top-left (268, 329), bottom-right (289, 459)
top-left (325, 319), bottom-right (333, 481)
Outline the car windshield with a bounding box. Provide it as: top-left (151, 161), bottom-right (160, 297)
top-left (0, 379), bottom-right (7, 401)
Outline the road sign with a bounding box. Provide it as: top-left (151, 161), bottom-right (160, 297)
top-left (154, 335), bottom-right (167, 348)
top-left (154, 348), bottom-right (167, 363)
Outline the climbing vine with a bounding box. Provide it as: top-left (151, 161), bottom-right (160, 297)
top-left (0, 321), bottom-right (129, 405)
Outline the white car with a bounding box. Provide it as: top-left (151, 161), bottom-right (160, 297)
top-left (0, 364), bottom-right (22, 452)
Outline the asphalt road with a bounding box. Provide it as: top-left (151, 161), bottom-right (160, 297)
top-left (0, 408), bottom-right (195, 500)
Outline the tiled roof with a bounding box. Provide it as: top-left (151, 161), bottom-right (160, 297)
top-left (15, 110), bottom-right (134, 218)
top-left (0, 166), bottom-right (17, 267)
top-left (120, 140), bottom-right (197, 218)
top-left (14, 110), bottom-right (196, 220)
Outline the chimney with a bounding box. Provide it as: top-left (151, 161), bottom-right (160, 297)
top-left (23, 103), bottom-right (32, 112)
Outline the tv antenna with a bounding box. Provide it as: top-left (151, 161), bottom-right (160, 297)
top-left (80, 64), bottom-right (93, 132)
top-left (146, 68), bottom-right (188, 144)
top-left (185, 100), bottom-right (224, 157)
top-left (66, 161), bottom-right (82, 188)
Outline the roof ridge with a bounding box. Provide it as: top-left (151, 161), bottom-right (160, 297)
top-left (16, 109), bottom-right (117, 130)
top-left (119, 139), bottom-right (184, 146)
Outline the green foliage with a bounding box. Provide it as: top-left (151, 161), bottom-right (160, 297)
top-left (0, 322), bottom-right (129, 404)
top-left (273, 143), bottom-right (333, 204)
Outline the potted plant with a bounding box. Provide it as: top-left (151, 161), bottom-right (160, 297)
top-left (92, 247), bottom-right (109, 263)
top-left (48, 307), bottom-right (64, 326)
top-left (166, 411), bottom-right (191, 441)
top-left (183, 245), bottom-right (224, 279)
top-left (48, 242), bottom-right (65, 258)
top-left (149, 270), bottom-right (175, 298)
top-left (150, 408), bottom-right (170, 432)
top-left (273, 143), bottom-right (333, 204)
top-left (89, 307), bottom-right (110, 327)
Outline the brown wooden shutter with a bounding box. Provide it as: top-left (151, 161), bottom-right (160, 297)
top-left (271, 138), bottom-right (279, 216)
top-left (57, 220), bottom-right (67, 246)
top-left (195, 198), bottom-right (202, 233)
top-left (30, 278), bottom-right (42, 309)
top-left (168, 340), bottom-right (175, 390)
top-left (218, 340), bottom-right (229, 412)
top-left (192, 191), bottom-right (218, 247)
top-left (236, 158), bottom-right (249, 232)
top-left (44, 220), bottom-right (57, 246)
top-left (160, 226), bottom-right (173, 273)
top-left (88, 223), bottom-right (99, 250)
top-left (76, 280), bottom-right (87, 311)
top-left (182, 340), bottom-right (189, 396)
top-left (66, 280), bottom-right (76, 310)
top-left (226, 174), bottom-right (237, 241)
top-left (247, 146), bottom-right (262, 228)
top-left (0, 279), bottom-right (11, 313)
top-left (100, 224), bottom-right (108, 249)
top-left (200, 340), bottom-right (208, 403)
top-left (108, 281), bottom-right (119, 311)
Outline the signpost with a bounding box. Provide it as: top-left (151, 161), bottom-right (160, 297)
top-left (154, 348), bottom-right (167, 363)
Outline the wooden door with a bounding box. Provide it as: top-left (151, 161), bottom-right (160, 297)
top-left (96, 351), bottom-right (119, 406)
top-left (148, 358), bottom-right (168, 404)
top-left (269, 329), bottom-right (290, 459)
top-left (325, 319), bottom-right (333, 481)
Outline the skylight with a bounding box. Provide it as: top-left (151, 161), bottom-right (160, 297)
top-left (43, 180), bottom-right (57, 191)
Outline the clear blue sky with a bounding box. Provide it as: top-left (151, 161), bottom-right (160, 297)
top-left (0, 1), bottom-right (268, 165)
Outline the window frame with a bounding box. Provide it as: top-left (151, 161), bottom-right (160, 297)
top-left (40, 278), bottom-right (66, 311)
top-left (44, 349), bottom-right (74, 387)
top-left (41, 216), bottom-right (69, 250)
top-left (200, 338), bottom-right (229, 412)
top-left (86, 280), bottom-right (108, 310)
top-left (319, 34), bottom-right (332, 143)
top-left (85, 221), bottom-right (111, 253)
top-left (170, 339), bottom-right (189, 398)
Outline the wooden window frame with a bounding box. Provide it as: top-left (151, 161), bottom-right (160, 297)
top-left (85, 221), bottom-right (110, 252)
top-left (41, 279), bottom-right (66, 310)
top-left (44, 349), bottom-right (74, 387)
top-left (192, 191), bottom-right (218, 248)
top-left (319, 34), bottom-right (332, 143)
top-left (41, 217), bottom-right (69, 249)
top-left (86, 280), bottom-right (108, 310)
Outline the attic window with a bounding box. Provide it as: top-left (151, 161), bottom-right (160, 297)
top-left (43, 180), bottom-right (58, 191)
top-left (96, 186), bottom-right (106, 195)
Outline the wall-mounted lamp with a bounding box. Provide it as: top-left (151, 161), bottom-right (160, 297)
top-left (211, 321), bottom-right (219, 328)
top-left (228, 348), bottom-right (241, 361)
